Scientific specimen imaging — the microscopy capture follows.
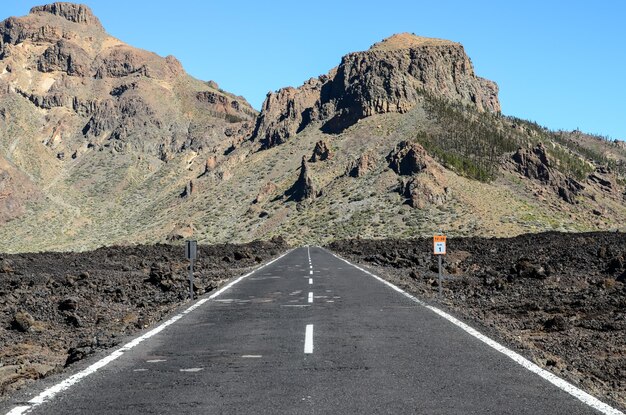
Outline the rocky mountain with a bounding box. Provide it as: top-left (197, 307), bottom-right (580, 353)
top-left (253, 33), bottom-right (500, 148)
top-left (0, 5), bottom-right (624, 253)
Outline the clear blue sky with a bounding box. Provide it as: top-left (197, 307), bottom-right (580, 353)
top-left (4, 1), bottom-right (625, 140)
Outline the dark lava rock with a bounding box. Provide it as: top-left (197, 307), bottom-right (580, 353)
top-left (513, 258), bottom-right (547, 279)
top-left (234, 250), bottom-right (251, 261)
top-left (65, 346), bottom-right (93, 366)
top-left (58, 297), bottom-right (79, 311)
top-left (543, 315), bottom-right (569, 332)
top-left (65, 314), bottom-right (82, 328)
top-left (607, 256), bottom-right (625, 274)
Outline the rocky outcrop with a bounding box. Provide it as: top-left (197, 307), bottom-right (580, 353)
top-left (285, 156), bottom-right (315, 202)
top-left (587, 166), bottom-right (621, 197)
top-left (30, 3), bottom-right (103, 28)
top-left (309, 140), bottom-right (331, 162)
top-left (253, 33), bottom-right (500, 147)
top-left (510, 143), bottom-right (584, 204)
top-left (195, 91), bottom-right (256, 122)
top-left (253, 77), bottom-right (326, 148)
top-left (347, 153), bottom-right (376, 177)
top-left (179, 180), bottom-right (194, 198)
top-left (400, 176), bottom-right (449, 209)
top-left (37, 40), bottom-right (90, 76)
top-left (387, 141), bottom-right (449, 208)
top-left (387, 141), bottom-right (428, 175)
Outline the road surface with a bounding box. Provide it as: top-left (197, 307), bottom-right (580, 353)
top-left (4, 247), bottom-right (618, 414)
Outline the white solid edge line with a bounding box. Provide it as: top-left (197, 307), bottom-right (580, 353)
top-left (326, 249), bottom-right (624, 415)
top-left (308, 292), bottom-right (313, 303)
top-left (304, 324), bottom-right (314, 354)
top-left (6, 249), bottom-right (293, 415)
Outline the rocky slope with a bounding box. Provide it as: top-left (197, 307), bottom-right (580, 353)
top-left (0, 5), bottom-right (625, 252)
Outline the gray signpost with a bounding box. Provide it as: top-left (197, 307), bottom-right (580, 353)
top-left (185, 240), bottom-right (197, 300)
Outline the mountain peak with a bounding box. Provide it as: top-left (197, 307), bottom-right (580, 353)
top-left (29, 2), bottom-right (102, 28)
top-left (368, 33), bottom-right (458, 51)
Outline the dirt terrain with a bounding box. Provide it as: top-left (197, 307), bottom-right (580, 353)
top-left (328, 232), bottom-right (626, 410)
top-left (0, 238), bottom-right (288, 398)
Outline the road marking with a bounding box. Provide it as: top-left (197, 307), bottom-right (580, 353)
top-left (4, 250), bottom-right (293, 415)
top-left (133, 369), bottom-right (148, 372)
top-left (146, 359), bottom-right (166, 363)
top-left (242, 355), bottom-right (262, 358)
top-left (308, 292), bottom-right (313, 303)
top-left (309, 270), bottom-right (313, 275)
top-left (309, 278), bottom-right (313, 285)
top-left (304, 324), bottom-right (314, 354)
top-left (307, 246), bottom-right (311, 263)
top-left (327, 250), bottom-right (624, 415)
top-left (180, 368), bottom-right (203, 372)
top-left (281, 305), bottom-right (310, 308)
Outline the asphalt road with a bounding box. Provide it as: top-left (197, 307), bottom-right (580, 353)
top-left (4, 247), bottom-right (613, 414)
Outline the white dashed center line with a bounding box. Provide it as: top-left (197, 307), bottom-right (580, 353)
top-left (308, 292), bottom-right (313, 303)
top-left (304, 324), bottom-right (314, 354)
top-left (180, 368), bottom-right (204, 372)
top-left (309, 278), bottom-right (313, 285)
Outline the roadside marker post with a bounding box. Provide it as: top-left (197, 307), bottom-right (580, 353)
top-left (185, 240), bottom-right (197, 300)
top-left (433, 233), bottom-right (446, 295)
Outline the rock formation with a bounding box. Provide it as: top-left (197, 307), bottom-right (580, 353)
top-left (387, 141), bottom-right (449, 208)
top-left (29, 3), bottom-right (103, 27)
top-left (309, 140), bottom-right (332, 162)
top-left (387, 141), bottom-right (428, 175)
top-left (285, 156), bottom-right (315, 202)
top-left (399, 176), bottom-right (449, 209)
top-left (347, 153), bottom-right (376, 177)
top-left (180, 180), bottom-right (194, 198)
top-left (253, 33), bottom-right (500, 147)
top-left (510, 143), bottom-right (584, 204)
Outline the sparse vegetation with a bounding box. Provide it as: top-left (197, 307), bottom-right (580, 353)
top-left (417, 92), bottom-right (519, 181)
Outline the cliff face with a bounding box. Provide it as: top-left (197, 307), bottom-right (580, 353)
top-left (253, 33), bottom-right (500, 148)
